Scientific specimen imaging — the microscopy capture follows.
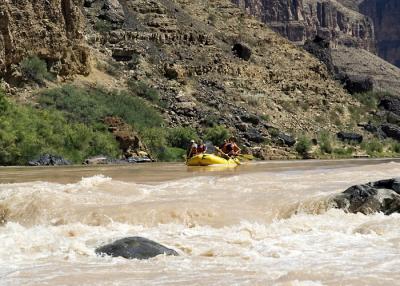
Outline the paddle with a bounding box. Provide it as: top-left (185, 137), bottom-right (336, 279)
top-left (237, 154), bottom-right (254, 161)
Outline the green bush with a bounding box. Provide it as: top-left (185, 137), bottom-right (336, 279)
top-left (333, 147), bottom-right (353, 156)
top-left (391, 141), bottom-right (400, 153)
top-left (39, 85), bottom-right (163, 130)
top-left (260, 114), bottom-right (270, 122)
top-left (94, 20), bottom-right (112, 33)
top-left (167, 127), bottom-right (199, 149)
top-left (158, 147), bottom-right (186, 162)
top-left (204, 125), bottom-right (231, 146)
top-left (319, 131), bottom-right (333, 154)
top-left (295, 136), bottom-right (311, 155)
top-left (20, 56), bottom-right (53, 84)
top-left (361, 139), bottom-right (383, 155)
top-left (352, 91), bottom-right (388, 110)
top-left (127, 80), bottom-right (160, 102)
top-left (0, 96), bottom-right (119, 165)
top-left (0, 88), bottom-right (8, 112)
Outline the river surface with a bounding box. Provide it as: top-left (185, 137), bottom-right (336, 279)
top-left (1, 159), bottom-right (400, 285)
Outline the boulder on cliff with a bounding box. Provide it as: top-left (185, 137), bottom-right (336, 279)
top-left (337, 132), bottom-right (363, 143)
top-left (338, 74), bottom-right (374, 94)
top-left (380, 123), bottom-right (400, 141)
top-left (379, 96), bottom-right (400, 116)
top-left (232, 43), bottom-right (252, 61)
top-left (95, 237), bottom-right (179, 260)
top-left (330, 178), bottom-right (400, 215)
top-left (303, 36), bottom-right (334, 74)
top-left (28, 154), bottom-right (70, 166)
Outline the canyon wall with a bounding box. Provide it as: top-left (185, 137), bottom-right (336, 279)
top-left (359, 0), bottom-right (400, 67)
top-left (232, 0), bottom-right (375, 51)
top-left (0, 0), bottom-right (90, 79)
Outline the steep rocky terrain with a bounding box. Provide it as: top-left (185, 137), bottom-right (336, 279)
top-left (332, 46), bottom-right (400, 95)
top-left (0, 0), bottom-right (90, 82)
top-left (0, 0), bottom-right (383, 161)
top-left (231, 0), bottom-right (375, 50)
top-left (359, 0), bottom-right (400, 68)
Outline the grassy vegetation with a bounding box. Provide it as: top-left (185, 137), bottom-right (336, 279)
top-left (318, 131), bottom-right (333, 154)
top-left (127, 80), bottom-right (160, 103)
top-left (39, 85), bottom-right (163, 130)
top-left (37, 85), bottom-right (190, 160)
top-left (204, 125), bottom-right (231, 146)
top-left (361, 139), bottom-right (383, 156)
top-left (295, 135), bottom-right (311, 156)
top-left (0, 89), bottom-right (119, 165)
top-left (20, 56), bottom-right (53, 84)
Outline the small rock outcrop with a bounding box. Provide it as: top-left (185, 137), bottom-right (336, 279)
top-left (28, 154), bottom-right (70, 166)
top-left (380, 123), bottom-right (400, 141)
top-left (303, 36), bottom-right (334, 74)
top-left (232, 43), bottom-right (252, 61)
top-left (104, 116), bottom-right (152, 160)
top-left (330, 178), bottom-right (400, 215)
top-left (337, 132), bottom-right (363, 143)
top-left (95, 237), bottom-right (179, 260)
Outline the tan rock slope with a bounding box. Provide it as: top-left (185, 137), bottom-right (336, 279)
top-left (1, 0), bottom-right (362, 158)
top-left (231, 0), bottom-right (375, 51)
top-left (0, 0), bottom-right (90, 81)
top-left (84, 0), bottom-right (356, 134)
top-left (333, 46), bottom-right (400, 96)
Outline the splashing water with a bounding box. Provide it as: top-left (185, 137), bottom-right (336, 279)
top-left (1, 160), bottom-right (400, 285)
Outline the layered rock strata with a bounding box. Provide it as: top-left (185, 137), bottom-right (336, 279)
top-left (359, 0), bottom-right (400, 67)
top-left (231, 0), bottom-right (375, 51)
top-left (0, 0), bottom-right (90, 80)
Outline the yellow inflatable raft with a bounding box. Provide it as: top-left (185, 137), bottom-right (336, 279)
top-left (186, 154), bottom-right (240, 166)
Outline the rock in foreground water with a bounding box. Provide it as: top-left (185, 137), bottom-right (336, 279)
top-left (331, 178), bottom-right (400, 215)
top-left (95, 237), bottom-right (179, 260)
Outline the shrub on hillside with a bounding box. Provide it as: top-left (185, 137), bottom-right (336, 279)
top-left (167, 127), bottom-right (199, 149)
top-left (127, 80), bottom-right (160, 102)
top-left (319, 131), bottom-right (333, 154)
top-left (20, 56), bottom-right (53, 84)
top-left (204, 125), bottom-right (231, 146)
top-left (361, 139), bottom-right (383, 155)
top-left (0, 97), bottom-right (119, 165)
top-left (295, 136), bottom-right (312, 155)
top-left (39, 85), bottom-right (163, 130)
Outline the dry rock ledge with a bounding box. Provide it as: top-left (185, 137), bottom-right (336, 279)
top-left (95, 236), bottom-right (179, 260)
top-left (330, 178), bottom-right (400, 215)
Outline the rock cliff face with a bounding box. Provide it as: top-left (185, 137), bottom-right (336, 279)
top-left (359, 0), bottom-right (400, 67)
top-left (0, 0), bottom-right (90, 80)
top-left (231, 0), bottom-right (375, 51)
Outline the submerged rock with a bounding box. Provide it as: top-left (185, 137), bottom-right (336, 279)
top-left (95, 237), bottom-right (179, 260)
top-left (28, 154), bottom-right (70, 166)
top-left (330, 178), bottom-right (400, 215)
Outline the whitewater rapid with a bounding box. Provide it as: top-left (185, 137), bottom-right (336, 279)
top-left (0, 160), bottom-right (400, 285)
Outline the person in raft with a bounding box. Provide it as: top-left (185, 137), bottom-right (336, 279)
top-left (225, 136), bottom-right (241, 157)
top-left (186, 140), bottom-right (198, 159)
top-left (197, 139), bottom-right (207, 154)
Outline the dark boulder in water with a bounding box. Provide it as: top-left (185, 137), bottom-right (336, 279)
top-left (331, 178), bottom-right (400, 215)
top-left (95, 236), bottom-right (179, 260)
top-left (28, 154), bottom-right (70, 166)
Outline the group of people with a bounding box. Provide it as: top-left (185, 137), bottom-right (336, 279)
top-left (186, 139), bottom-right (207, 159)
top-left (186, 137), bottom-right (241, 159)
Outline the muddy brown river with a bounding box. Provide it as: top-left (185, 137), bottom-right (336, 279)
top-left (0, 159), bottom-right (400, 285)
